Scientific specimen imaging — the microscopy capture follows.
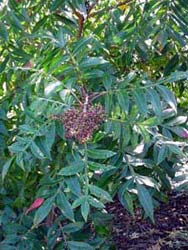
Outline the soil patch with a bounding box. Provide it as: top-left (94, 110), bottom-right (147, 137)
top-left (106, 192), bottom-right (188, 250)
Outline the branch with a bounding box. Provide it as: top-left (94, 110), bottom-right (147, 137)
top-left (74, 0), bottom-right (100, 38)
top-left (89, 0), bottom-right (134, 17)
top-left (86, 0), bottom-right (99, 17)
top-left (77, 12), bottom-right (85, 39)
top-left (69, 3), bottom-right (85, 39)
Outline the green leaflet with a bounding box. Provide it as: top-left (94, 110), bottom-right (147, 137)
top-left (167, 144), bottom-right (184, 157)
top-left (73, 37), bottom-right (93, 56)
top-left (155, 166), bottom-right (171, 191)
top-left (167, 27), bottom-right (186, 47)
top-left (137, 183), bottom-right (154, 223)
top-left (118, 184), bottom-right (134, 216)
top-left (105, 94), bottom-right (112, 115)
top-left (50, 0), bottom-right (65, 11)
top-left (157, 145), bottom-right (168, 164)
top-left (112, 119), bottom-right (121, 140)
top-left (0, 22), bottom-right (8, 41)
top-left (88, 161), bottom-right (116, 172)
top-left (103, 74), bottom-right (112, 90)
top-left (2, 157), bottom-right (14, 182)
top-left (83, 69), bottom-right (104, 79)
top-left (138, 125), bottom-right (150, 142)
top-left (117, 90), bottom-right (129, 113)
top-left (33, 197), bottom-right (54, 226)
top-left (72, 196), bottom-right (85, 209)
top-left (159, 70), bottom-right (188, 84)
top-left (169, 127), bottom-right (188, 138)
top-left (164, 54), bottom-right (179, 76)
top-left (87, 149), bottom-right (116, 159)
top-left (140, 117), bottom-right (161, 126)
top-left (58, 165), bottom-right (84, 176)
top-left (81, 198), bottom-right (90, 222)
top-left (0, 55), bottom-right (9, 73)
top-left (164, 116), bottom-right (187, 126)
top-left (133, 89), bottom-right (148, 116)
top-left (63, 222), bottom-right (84, 233)
top-left (8, 11), bottom-right (23, 30)
top-left (121, 125), bottom-right (131, 148)
top-left (124, 72), bottom-right (137, 83)
top-left (157, 85), bottom-right (177, 112)
top-left (80, 57), bottom-right (108, 68)
top-left (35, 137), bottom-right (52, 160)
top-left (65, 176), bottom-right (82, 197)
top-left (89, 185), bottom-right (113, 202)
top-left (88, 196), bottom-right (105, 209)
top-left (136, 175), bottom-right (159, 189)
top-left (56, 192), bottom-right (75, 221)
top-left (0, 120), bottom-right (9, 135)
top-left (45, 122), bottom-right (56, 150)
top-left (67, 241), bottom-right (93, 250)
top-left (9, 142), bottom-right (28, 153)
top-left (30, 141), bottom-right (45, 159)
top-left (147, 88), bottom-right (162, 117)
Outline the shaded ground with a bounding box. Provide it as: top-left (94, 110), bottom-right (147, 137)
top-left (106, 192), bottom-right (188, 250)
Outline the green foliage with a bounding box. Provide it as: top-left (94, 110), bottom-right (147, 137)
top-left (0, 0), bottom-right (188, 249)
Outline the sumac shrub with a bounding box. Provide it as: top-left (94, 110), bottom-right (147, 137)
top-left (0, 0), bottom-right (188, 249)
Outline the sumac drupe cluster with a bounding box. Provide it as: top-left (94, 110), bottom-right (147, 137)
top-left (63, 104), bottom-right (105, 143)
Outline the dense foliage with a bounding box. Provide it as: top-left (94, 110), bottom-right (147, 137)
top-left (0, 0), bottom-right (188, 249)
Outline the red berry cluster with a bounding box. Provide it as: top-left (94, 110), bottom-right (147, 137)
top-left (62, 104), bottom-right (105, 144)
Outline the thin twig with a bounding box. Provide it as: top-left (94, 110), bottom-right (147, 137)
top-left (84, 143), bottom-right (89, 196)
top-left (77, 15), bottom-right (85, 38)
top-left (86, 0), bottom-right (99, 17)
top-left (37, 97), bottom-right (67, 106)
top-left (74, 9), bottom-right (85, 38)
top-left (89, 0), bottom-right (134, 17)
top-left (90, 81), bottom-right (168, 101)
top-left (69, 2), bottom-right (85, 39)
